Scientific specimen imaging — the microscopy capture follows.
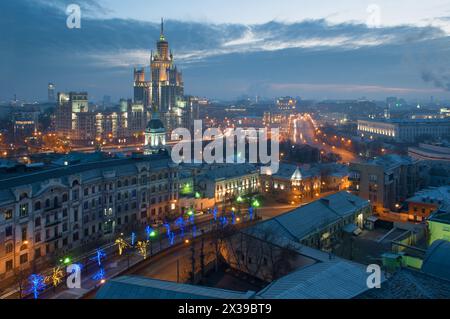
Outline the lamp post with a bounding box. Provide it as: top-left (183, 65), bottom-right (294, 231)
top-left (251, 198), bottom-right (260, 220)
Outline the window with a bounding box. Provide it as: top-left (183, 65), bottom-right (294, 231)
top-left (5, 226), bottom-right (12, 237)
top-left (84, 188), bottom-right (89, 196)
top-left (20, 254), bottom-right (28, 264)
top-left (73, 232), bottom-right (79, 241)
top-left (5, 243), bottom-right (13, 254)
top-left (35, 248), bottom-right (41, 258)
top-left (19, 203), bottom-right (29, 218)
top-left (4, 209), bottom-right (12, 220)
top-left (21, 227), bottom-right (27, 241)
top-left (62, 193), bottom-right (68, 202)
top-left (35, 217), bottom-right (41, 227)
top-left (35, 232), bottom-right (41, 243)
top-left (5, 260), bottom-right (13, 272)
top-left (34, 202), bottom-right (41, 211)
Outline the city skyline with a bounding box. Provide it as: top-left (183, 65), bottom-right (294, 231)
top-left (2, 0), bottom-right (450, 102)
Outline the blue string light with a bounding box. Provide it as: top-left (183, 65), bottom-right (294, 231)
top-left (28, 274), bottom-right (46, 299)
top-left (169, 231), bottom-right (175, 246)
top-left (213, 206), bottom-right (218, 221)
top-left (248, 207), bottom-right (254, 220)
top-left (163, 223), bottom-right (171, 237)
top-left (131, 232), bottom-right (136, 246)
top-left (92, 267), bottom-right (106, 281)
top-left (91, 249), bottom-right (106, 267)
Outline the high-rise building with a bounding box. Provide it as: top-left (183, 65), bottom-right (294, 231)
top-left (55, 92), bottom-right (90, 141)
top-left (48, 83), bottom-right (56, 102)
top-left (133, 67), bottom-right (150, 107)
top-left (131, 19), bottom-right (187, 135)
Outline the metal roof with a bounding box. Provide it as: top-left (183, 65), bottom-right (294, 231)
top-left (256, 260), bottom-right (372, 299)
top-left (96, 276), bottom-right (255, 299)
top-left (422, 240), bottom-right (450, 281)
top-left (244, 191), bottom-right (369, 241)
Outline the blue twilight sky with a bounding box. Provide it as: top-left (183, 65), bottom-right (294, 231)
top-left (2, 0), bottom-right (450, 102)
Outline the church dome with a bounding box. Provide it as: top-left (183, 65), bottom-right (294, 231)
top-left (147, 118), bottom-right (165, 130)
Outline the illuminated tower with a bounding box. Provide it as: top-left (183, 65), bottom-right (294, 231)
top-left (150, 18), bottom-right (185, 133)
top-left (48, 83), bottom-right (56, 102)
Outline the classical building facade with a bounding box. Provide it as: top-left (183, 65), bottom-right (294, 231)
top-left (357, 119), bottom-right (450, 143)
top-left (261, 163), bottom-right (321, 205)
top-left (0, 153), bottom-right (179, 278)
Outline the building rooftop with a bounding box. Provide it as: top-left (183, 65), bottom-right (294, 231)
top-left (366, 154), bottom-right (417, 170)
top-left (268, 162), bottom-right (320, 180)
top-left (356, 268), bottom-right (450, 299)
top-left (243, 191), bottom-right (369, 242)
top-left (256, 260), bottom-right (373, 299)
top-left (96, 276), bottom-right (256, 299)
top-left (0, 153), bottom-right (174, 204)
top-left (202, 163), bottom-right (258, 181)
top-left (421, 240), bottom-right (450, 281)
top-left (407, 186), bottom-right (450, 209)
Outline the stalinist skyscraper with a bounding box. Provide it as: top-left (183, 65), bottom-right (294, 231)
top-left (150, 19), bottom-right (186, 132)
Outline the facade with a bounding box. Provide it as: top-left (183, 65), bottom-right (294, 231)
top-left (144, 115), bottom-right (167, 155)
top-left (11, 106), bottom-right (40, 143)
top-left (357, 119), bottom-right (450, 143)
top-left (133, 67), bottom-right (150, 107)
top-left (196, 164), bottom-right (260, 204)
top-left (0, 153), bottom-right (179, 278)
top-left (349, 155), bottom-right (420, 213)
top-left (261, 163), bottom-right (321, 205)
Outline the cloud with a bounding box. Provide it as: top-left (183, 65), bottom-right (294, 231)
top-left (2, 0), bottom-right (450, 100)
top-left (421, 70), bottom-right (450, 91)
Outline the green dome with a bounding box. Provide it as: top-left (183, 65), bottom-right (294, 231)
top-left (147, 119), bottom-right (165, 130)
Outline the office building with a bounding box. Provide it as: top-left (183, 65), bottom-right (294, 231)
top-left (349, 155), bottom-right (420, 213)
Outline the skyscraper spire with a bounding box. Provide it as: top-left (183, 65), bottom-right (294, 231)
top-left (160, 17), bottom-right (165, 41)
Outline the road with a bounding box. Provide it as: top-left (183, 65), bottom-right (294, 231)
top-left (292, 114), bottom-right (357, 164)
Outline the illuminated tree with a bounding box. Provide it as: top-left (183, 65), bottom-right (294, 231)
top-left (115, 237), bottom-right (130, 256)
top-left (28, 274), bottom-right (46, 299)
top-left (46, 267), bottom-right (64, 288)
top-left (136, 241), bottom-right (149, 259)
